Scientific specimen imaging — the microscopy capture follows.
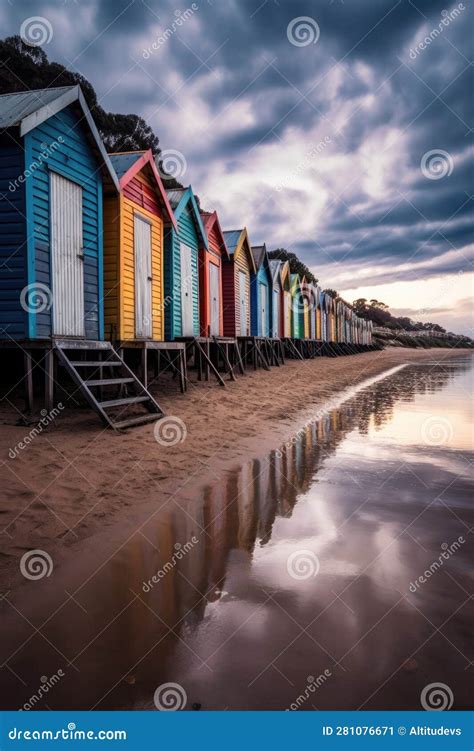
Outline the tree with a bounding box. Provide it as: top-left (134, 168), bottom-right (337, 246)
top-left (268, 248), bottom-right (317, 284)
top-left (0, 36), bottom-right (160, 155)
top-left (323, 289), bottom-right (338, 298)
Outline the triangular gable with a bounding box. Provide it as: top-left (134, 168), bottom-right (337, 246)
top-left (224, 228), bottom-right (256, 273)
top-left (280, 261), bottom-right (290, 291)
top-left (269, 259), bottom-right (283, 286)
top-left (110, 149), bottom-right (176, 229)
top-left (1, 85), bottom-right (119, 193)
top-left (252, 243), bottom-right (272, 282)
top-left (169, 186), bottom-right (208, 248)
top-left (290, 273), bottom-right (300, 294)
top-left (201, 211), bottom-right (229, 259)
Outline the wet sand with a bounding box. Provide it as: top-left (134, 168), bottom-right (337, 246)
top-left (0, 347), bottom-right (470, 597)
top-left (0, 351), bottom-right (472, 712)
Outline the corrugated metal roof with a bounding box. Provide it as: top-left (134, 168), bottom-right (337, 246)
top-left (223, 230), bottom-right (243, 254)
top-left (0, 86), bottom-right (76, 128)
top-left (251, 244), bottom-right (266, 268)
top-left (108, 152), bottom-right (145, 179)
top-left (165, 188), bottom-right (186, 209)
top-left (269, 259), bottom-right (282, 281)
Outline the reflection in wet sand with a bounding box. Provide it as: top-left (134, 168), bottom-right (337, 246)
top-left (0, 356), bottom-right (472, 710)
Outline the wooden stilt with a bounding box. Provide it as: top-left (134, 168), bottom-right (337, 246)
top-left (45, 348), bottom-right (54, 413)
top-left (24, 351), bottom-right (34, 413)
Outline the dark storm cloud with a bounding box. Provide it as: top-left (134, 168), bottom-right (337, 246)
top-left (1, 0), bottom-right (472, 313)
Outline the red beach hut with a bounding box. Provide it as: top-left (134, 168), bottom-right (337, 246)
top-left (199, 211), bottom-right (230, 337)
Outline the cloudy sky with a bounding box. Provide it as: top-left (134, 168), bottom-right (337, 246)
top-left (2, 0), bottom-right (473, 333)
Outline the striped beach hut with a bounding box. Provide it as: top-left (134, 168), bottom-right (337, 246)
top-left (269, 259), bottom-right (283, 337)
top-left (199, 210), bottom-right (229, 337)
top-left (250, 244), bottom-right (272, 337)
top-left (290, 274), bottom-right (303, 339)
top-left (308, 283), bottom-right (318, 339)
top-left (222, 228), bottom-right (256, 337)
top-left (300, 276), bottom-right (310, 339)
top-left (319, 290), bottom-right (327, 341)
top-left (280, 261), bottom-right (292, 337)
top-left (315, 286), bottom-right (322, 340)
top-left (164, 187), bottom-right (207, 340)
top-left (103, 150), bottom-right (175, 342)
top-left (0, 85), bottom-right (118, 342)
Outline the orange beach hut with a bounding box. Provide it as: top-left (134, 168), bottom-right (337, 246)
top-left (103, 150), bottom-right (176, 343)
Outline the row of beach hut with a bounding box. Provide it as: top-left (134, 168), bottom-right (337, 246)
top-left (0, 85), bottom-right (373, 429)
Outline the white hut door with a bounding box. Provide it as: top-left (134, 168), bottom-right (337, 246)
top-left (51, 172), bottom-right (84, 337)
top-left (311, 308), bottom-right (316, 339)
top-left (239, 270), bottom-right (247, 336)
top-left (134, 215), bottom-right (152, 338)
top-left (260, 283), bottom-right (267, 336)
top-left (180, 243), bottom-right (194, 336)
top-left (209, 262), bottom-right (220, 336)
top-left (273, 289), bottom-right (279, 337)
top-left (284, 292), bottom-right (291, 337)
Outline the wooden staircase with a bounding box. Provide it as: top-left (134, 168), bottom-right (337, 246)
top-left (54, 339), bottom-right (164, 430)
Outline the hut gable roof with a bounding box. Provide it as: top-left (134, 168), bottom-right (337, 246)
top-left (269, 259), bottom-right (283, 285)
top-left (290, 273), bottom-right (301, 292)
top-left (109, 149), bottom-right (176, 228)
top-left (165, 186), bottom-right (208, 248)
top-left (0, 85), bottom-right (119, 192)
top-left (223, 228), bottom-right (256, 272)
top-left (200, 210), bottom-right (230, 258)
top-left (252, 243), bottom-right (272, 282)
top-left (280, 260), bottom-right (290, 289)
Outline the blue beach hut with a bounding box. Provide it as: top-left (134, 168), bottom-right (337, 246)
top-left (0, 85), bottom-right (119, 341)
top-left (164, 187), bottom-right (208, 340)
top-left (250, 244), bottom-right (272, 337)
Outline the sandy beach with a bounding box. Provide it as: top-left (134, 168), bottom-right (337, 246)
top-left (0, 347), bottom-right (469, 596)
